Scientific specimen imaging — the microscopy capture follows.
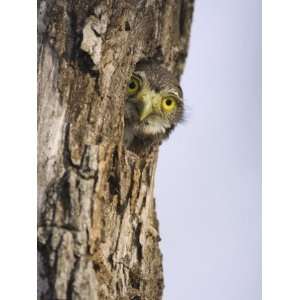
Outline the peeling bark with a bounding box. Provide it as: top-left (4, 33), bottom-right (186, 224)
top-left (38, 1), bottom-right (194, 299)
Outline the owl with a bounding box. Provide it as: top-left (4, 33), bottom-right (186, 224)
top-left (124, 61), bottom-right (184, 151)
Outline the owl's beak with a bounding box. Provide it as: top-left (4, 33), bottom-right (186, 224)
top-left (139, 100), bottom-right (153, 121)
top-left (138, 92), bottom-right (157, 121)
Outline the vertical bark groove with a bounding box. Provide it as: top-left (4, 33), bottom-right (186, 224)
top-left (38, 1), bottom-right (194, 299)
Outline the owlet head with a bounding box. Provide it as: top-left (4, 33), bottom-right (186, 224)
top-left (125, 61), bottom-right (184, 146)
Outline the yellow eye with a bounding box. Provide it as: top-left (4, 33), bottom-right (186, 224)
top-left (162, 96), bottom-right (177, 112)
top-left (128, 75), bottom-right (141, 95)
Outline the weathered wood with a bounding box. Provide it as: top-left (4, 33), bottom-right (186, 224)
top-left (38, 1), bottom-right (194, 299)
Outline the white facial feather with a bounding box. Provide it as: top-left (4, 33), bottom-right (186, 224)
top-left (141, 115), bottom-right (171, 135)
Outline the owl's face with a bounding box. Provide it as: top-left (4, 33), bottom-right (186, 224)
top-left (125, 62), bottom-right (183, 147)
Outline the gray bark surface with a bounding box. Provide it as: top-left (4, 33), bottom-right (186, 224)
top-left (37, 1), bottom-right (193, 299)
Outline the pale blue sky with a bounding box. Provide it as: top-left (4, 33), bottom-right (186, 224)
top-left (156, 1), bottom-right (261, 299)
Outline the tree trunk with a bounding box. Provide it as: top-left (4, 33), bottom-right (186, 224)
top-left (37, 1), bottom-right (194, 299)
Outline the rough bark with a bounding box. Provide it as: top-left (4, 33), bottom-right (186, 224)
top-left (37, 1), bottom-right (193, 299)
